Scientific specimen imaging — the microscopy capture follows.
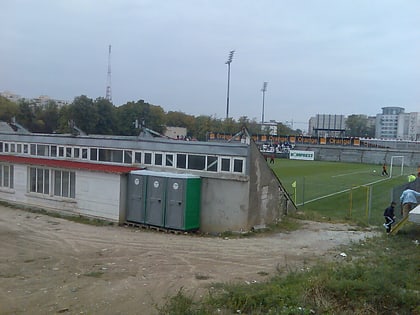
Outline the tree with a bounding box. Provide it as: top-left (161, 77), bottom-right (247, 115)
top-left (68, 95), bottom-right (98, 134)
top-left (39, 101), bottom-right (59, 133)
top-left (277, 122), bottom-right (296, 135)
top-left (192, 115), bottom-right (214, 141)
top-left (166, 111), bottom-right (195, 131)
top-left (0, 96), bottom-right (19, 122)
top-left (346, 114), bottom-right (369, 137)
top-left (94, 97), bottom-right (117, 134)
top-left (16, 100), bottom-right (36, 130)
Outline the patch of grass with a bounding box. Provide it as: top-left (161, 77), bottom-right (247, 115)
top-left (157, 225), bottom-right (420, 314)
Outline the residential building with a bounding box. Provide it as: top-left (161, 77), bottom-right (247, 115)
top-left (376, 107), bottom-right (420, 140)
top-left (0, 91), bottom-right (69, 108)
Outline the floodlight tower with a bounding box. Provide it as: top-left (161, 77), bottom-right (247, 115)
top-left (225, 50), bottom-right (235, 119)
top-left (261, 81), bottom-right (268, 124)
top-left (105, 45), bottom-right (112, 102)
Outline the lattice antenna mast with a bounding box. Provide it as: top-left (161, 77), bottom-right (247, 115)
top-left (105, 44), bottom-right (112, 102)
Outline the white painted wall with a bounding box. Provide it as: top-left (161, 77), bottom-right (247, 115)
top-left (0, 165), bottom-right (122, 221)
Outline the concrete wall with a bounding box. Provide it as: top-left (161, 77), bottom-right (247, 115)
top-left (248, 141), bottom-right (296, 228)
top-left (199, 177), bottom-right (250, 233)
top-left (296, 145), bottom-right (420, 167)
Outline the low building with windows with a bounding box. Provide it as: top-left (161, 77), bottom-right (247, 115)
top-left (0, 127), bottom-right (295, 233)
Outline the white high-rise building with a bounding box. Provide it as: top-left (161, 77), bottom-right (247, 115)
top-left (376, 107), bottom-right (420, 140)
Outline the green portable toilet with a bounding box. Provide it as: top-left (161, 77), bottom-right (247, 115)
top-left (165, 174), bottom-right (201, 231)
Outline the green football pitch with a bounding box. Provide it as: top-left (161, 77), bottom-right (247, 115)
top-left (270, 159), bottom-right (413, 226)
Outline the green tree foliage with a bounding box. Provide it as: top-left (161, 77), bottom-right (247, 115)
top-left (237, 116), bottom-right (260, 135)
top-left (277, 122), bottom-right (296, 135)
top-left (345, 114), bottom-right (370, 137)
top-left (0, 96), bottom-right (19, 121)
top-left (192, 115), bottom-right (215, 141)
top-left (16, 100), bottom-right (36, 131)
top-left (166, 111), bottom-right (195, 132)
top-left (3, 94), bottom-right (304, 138)
top-left (94, 97), bottom-right (117, 134)
top-left (38, 101), bottom-right (59, 133)
top-left (68, 95), bottom-right (98, 134)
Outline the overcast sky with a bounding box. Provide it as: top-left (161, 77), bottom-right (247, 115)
top-left (1, 0), bottom-right (419, 131)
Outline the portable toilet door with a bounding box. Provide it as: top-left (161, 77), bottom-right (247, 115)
top-left (165, 176), bottom-right (201, 231)
top-left (145, 175), bottom-right (166, 227)
top-left (126, 174), bottom-right (147, 224)
top-left (165, 177), bottom-right (186, 230)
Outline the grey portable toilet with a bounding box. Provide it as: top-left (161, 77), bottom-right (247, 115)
top-left (128, 170), bottom-right (201, 230)
top-left (126, 173), bottom-right (147, 224)
top-left (145, 174), bottom-right (166, 227)
top-left (165, 174), bottom-right (201, 230)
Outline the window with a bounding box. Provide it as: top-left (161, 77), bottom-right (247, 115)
top-left (66, 147), bottom-right (72, 158)
top-left (37, 144), bottom-right (49, 156)
top-left (74, 147), bottom-right (80, 158)
top-left (23, 144), bottom-right (29, 154)
top-left (59, 146), bottom-right (65, 157)
top-left (165, 154), bottom-right (174, 167)
top-left (154, 153), bottom-right (163, 166)
top-left (0, 164), bottom-right (14, 189)
top-left (90, 148), bottom-right (98, 161)
top-left (177, 154), bottom-right (186, 169)
top-left (16, 144), bottom-right (22, 153)
top-left (99, 149), bottom-right (123, 163)
top-left (221, 158), bottom-right (230, 172)
top-left (10, 143), bottom-right (15, 153)
top-left (134, 152), bottom-right (142, 163)
top-left (82, 148), bottom-right (88, 159)
top-left (51, 145), bottom-right (57, 157)
top-left (188, 155), bottom-right (205, 170)
top-left (207, 156), bottom-right (218, 172)
top-left (144, 152), bottom-right (152, 165)
top-left (54, 170), bottom-right (75, 198)
top-left (30, 144), bottom-right (36, 155)
top-left (29, 167), bottom-right (49, 195)
top-left (123, 150), bottom-right (132, 164)
top-left (233, 159), bottom-right (244, 173)
top-left (0, 142), bottom-right (2, 152)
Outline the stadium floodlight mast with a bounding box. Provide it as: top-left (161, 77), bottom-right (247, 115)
top-left (225, 50), bottom-right (235, 120)
top-left (261, 81), bottom-right (268, 124)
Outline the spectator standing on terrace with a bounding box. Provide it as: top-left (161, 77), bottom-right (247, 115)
top-left (383, 201), bottom-right (396, 233)
top-left (400, 188), bottom-right (420, 218)
top-left (382, 163), bottom-right (388, 176)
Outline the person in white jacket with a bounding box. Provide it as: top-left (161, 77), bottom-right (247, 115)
top-left (400, 189), bottom-right (420, 217)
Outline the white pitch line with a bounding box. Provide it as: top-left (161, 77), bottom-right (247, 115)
top-left (332, 170), bottom-right (374, 178)
top-left (297, 176), bottom-right (391, 206)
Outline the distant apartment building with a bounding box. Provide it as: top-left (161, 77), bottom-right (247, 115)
top-left (308, 114), bottom-right (346, 137)
top-left (0, 91), bottom-right (68, 108)
top-left (376, 107), bottom-right (420, 140)
top-left (0, 91), bottom-right (21, 103)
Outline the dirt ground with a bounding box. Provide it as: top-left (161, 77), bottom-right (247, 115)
top-left (0, 205), bottom-right (378, 315)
